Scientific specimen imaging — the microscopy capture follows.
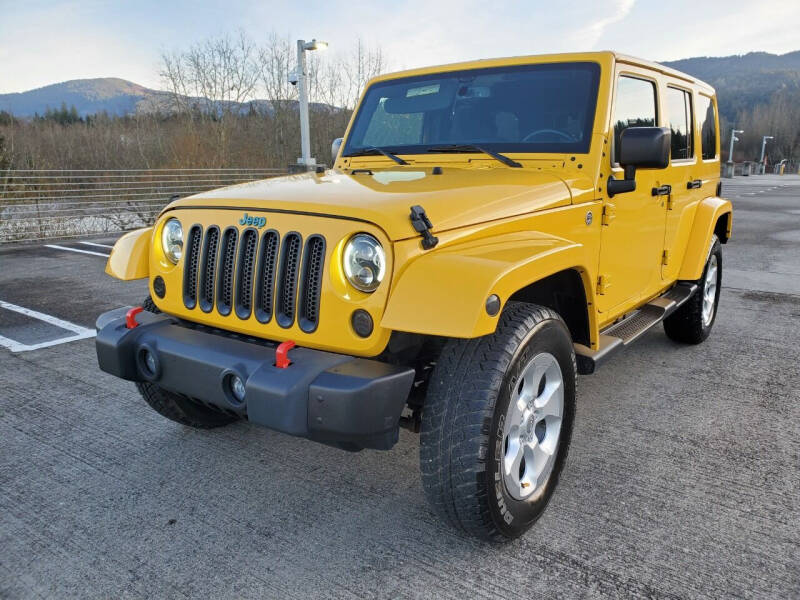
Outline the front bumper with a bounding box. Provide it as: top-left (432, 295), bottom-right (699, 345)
top-left (95, 308), bottom-right (414, 450)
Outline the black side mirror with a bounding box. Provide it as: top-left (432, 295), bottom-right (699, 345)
top-left (608, 127), bottom-right (671, 197)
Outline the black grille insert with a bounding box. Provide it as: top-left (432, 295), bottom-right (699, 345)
top-left (198, 226), bottom-right (220, 313)
top-left (190, 226), bottom-right (326, 329)
top-left (234, 228), bottom-right (259, 319)
top-left (254, 230), bottom-right (280, 323)
top-left (298, 235), bottom-right (326, 333)
top-left (216, 227), bottom-right (238, 316)
top-left (276, 232), bottom-right (302, 328)
top-left (182, 225), bottom-right (202, 309)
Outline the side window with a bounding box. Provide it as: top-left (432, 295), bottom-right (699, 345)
top-left (697, 94), bottom-right (718, 160)
top-left (613, 76), bottom-right (657, 164)
top-left (666, 87), bottom-right (693, 160)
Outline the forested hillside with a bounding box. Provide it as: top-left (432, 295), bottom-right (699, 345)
top-left (664, 51), bottom-right (800, 162)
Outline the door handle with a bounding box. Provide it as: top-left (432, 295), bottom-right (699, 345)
top-left (651, 184), bottom-right (671, 196)
top-left (687, 179), bottom-right (703, 189)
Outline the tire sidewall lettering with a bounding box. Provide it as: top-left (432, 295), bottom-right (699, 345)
top-left (486, 319), bottom-right (575, 537)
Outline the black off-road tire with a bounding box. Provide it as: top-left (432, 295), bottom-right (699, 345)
top-left (135, 296), bottom-right (237, 429)
top-left (141, 295), bottom-right (160, 314)
top-left (420, 302), bottom-right (576, 542)
top-left (664, 235), bottom-right (722, 344)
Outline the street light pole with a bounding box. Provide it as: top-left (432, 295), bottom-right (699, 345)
top-left (293, 38), bottom-right (328, 171)
top-left (759, 135), bottom-right (774, 166)
top-left (296, 39), bottom-right (311, 169)
top-left (728, 128), bottom-right (744, 164)
top-left (725, 128), bottom-right (744, 177)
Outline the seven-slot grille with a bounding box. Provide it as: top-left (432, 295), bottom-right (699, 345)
top-left (183, 224), bottom-right (326, 332)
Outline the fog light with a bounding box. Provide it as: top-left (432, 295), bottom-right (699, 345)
top-left (230, 375), bottom-right (246, 403)
top-left (351, 309), bottom-right (374, 338)
top-left (153, 276), bottom-right (166, 298)
top-left (141, 349), bottom-right (157, 376)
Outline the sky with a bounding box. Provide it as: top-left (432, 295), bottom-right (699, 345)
top-left (1, 0), bottom-right (799, 94)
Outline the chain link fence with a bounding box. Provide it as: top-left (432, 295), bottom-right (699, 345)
top-left (0, 168), bottom-right (285, 244)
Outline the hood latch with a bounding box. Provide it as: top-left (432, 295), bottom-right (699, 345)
top-left (409, 205), bottom-right (439, 250)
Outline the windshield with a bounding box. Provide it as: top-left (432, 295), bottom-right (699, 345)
top-left (343, 62), bottom-right (601, 157)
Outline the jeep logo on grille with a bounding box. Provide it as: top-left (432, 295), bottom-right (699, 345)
top-left (239, 213), bottom-right (266, 228)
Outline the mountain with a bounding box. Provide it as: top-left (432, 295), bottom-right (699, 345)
top-left (663, 51), bottom-right (800, 124)
top-left (0, 77), bottom-right (336, 119)
top-left (0, 78), bottom-right (175, 118)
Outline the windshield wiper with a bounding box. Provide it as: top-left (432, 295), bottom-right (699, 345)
top-left (346, 146), bottom-right (409, 165)
top-left (427, 144), bottom-right (522, 168)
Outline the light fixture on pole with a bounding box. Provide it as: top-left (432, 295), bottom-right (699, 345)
top-left (291, 38), bottom-right (328, 170)
top-left (759, 135), bottom-right (774, 165)
top-left (728, 128), bottom-right (743, 164)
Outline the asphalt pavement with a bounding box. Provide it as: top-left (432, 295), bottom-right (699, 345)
top-left (1, 175), bottom-right (799, 599)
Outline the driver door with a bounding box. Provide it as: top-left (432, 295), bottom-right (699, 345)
top-left (597, 70), bottom-right (668, 316)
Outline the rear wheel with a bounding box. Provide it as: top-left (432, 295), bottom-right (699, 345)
top-left (664, 235), bottom-right (722, 344)
top-left (135, 296), bottom-right (237, 429)
top-left (420, 302), bottom-right (576, 542)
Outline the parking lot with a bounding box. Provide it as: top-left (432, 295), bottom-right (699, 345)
top-left (1, 175), bottom-right (799, 598)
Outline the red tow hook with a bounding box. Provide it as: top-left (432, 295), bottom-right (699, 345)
top-left (126, 306), bottom-right (144, 329)
top-left (275, 340), bottom-right (296, 369)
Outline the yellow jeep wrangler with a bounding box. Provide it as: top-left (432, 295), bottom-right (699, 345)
top-left (96, 51), bottom-right (732, 541)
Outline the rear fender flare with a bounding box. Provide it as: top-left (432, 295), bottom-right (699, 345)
top-left (678, 197), bottom-right (732, 281)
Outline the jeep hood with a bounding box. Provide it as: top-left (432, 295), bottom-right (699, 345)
top-left (170, 168), bottom-right (572, 241)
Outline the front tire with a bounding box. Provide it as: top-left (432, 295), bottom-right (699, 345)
top-left (136, 381), bottom-right (238, 429)
top-left (664, 235), bottom-right (722, 344)
top-left (420, 302), bottom-right (576, 542)
top-left (135, 296), bottom-right (237, 429)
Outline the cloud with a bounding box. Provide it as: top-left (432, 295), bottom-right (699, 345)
top-left (2, 0), bottom-right (799, 94)
top-left (573, 0), bottom-right (637, 48)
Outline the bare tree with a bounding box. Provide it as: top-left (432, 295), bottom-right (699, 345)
top-left (160, 31), bottom-right (261, 165)
top-left (160, 30), bottom-right (260, 113)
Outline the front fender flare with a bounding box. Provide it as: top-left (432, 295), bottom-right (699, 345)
top-left (105, 227), bottom-right (152, 280)
top-left (381, 232), bottom-right (596, 339)
top-left (678, 197), bottom-right (732, 281)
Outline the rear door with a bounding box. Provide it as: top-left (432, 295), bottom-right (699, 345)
top-left (662, 84), bottom-right (701, 280)
top-left (596, 68), bottom-right (668, 315)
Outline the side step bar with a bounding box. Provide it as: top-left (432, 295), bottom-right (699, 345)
top-left (574, 283), bottom-right (697, 374)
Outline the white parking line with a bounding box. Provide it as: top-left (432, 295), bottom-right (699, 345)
top-left (79, 241), bottom-right (114, 249)
top-left (44, 244), bottom-right (110, 258)
top-left (0, 300), bottom-right (96, 353)
top-left (0, 331), bottom-right (96, 353)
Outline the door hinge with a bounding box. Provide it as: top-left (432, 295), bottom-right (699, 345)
top-left (666, 195), bottom-right (674, 210)
top-left (597, 275), bottom-right (611, 295)
top-left (601, 203), bottom-right (616, 226)
top-left (662, 250), bottom-right (669, 265)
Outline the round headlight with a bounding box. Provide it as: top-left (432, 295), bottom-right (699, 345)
top-left (343, 233), bottom-right (385, 292)
top-left (161, 218), bottom-right (183, 264)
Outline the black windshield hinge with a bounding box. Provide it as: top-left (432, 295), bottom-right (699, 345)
top-left (409, 205), bottom-right (439, 250)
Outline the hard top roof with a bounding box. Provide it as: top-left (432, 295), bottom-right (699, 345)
top-left (370, 51), bottom-right (714, 94)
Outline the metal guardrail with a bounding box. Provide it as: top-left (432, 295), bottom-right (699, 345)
top-left (722, 161), bottom-right (800, 178)
top-left (0, 168), bottom-right (285, 243)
